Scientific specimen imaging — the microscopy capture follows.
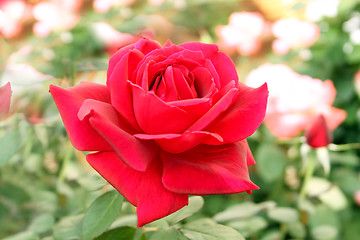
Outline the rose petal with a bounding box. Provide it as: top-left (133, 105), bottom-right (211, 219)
top-left (78, 99), bottom-right (121, 125)
top-left (211, 51), bottom-right (239, 87)
top-left (324, 106), bottom-right (347, 130)
top-left (171, 67), bottom-right (197, 99)
top-left (162, 140), bottom-right (259, 194)
top-left (168, 98), bottom-right (211, 119)
top-left (265, 112), bottom-right (310, 138)
top-left (0, 82), bottom-right (12, 116)
top-left (206, 83), bottom-right (268, 143)
top-left (135, 130), bottom-right (223, 153)
top-left (180, 42), bottom-right (237, 87)
top-left (163, 66), bottom-right (180, 101)
top-left (87, 152), bottom-right (188, 227)
top-left (77, 99), bottom-right (156, 171)
top-left (180, 42), bottom-right (218, 59)
top-left (108, 39), bottom-right (161, 80)
top-left (187, 87), bottom-right (239, 132)
top-left (89, 115), bottom-right (158, 171)
top-left (131, 82), bottom-right (196, 134)
top-left (107, 50), bottom-right (144, 130)
top-left (107, 44), bottom-right (135, 81)
top-left (49, 82), bottom-right (112, 151)
top-left (192, 67), bottom-right (216, 98)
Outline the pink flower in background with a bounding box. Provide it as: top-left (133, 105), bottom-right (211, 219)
top-left (93, 0), bottom-right (135, 13)
top-left (50, 39), bottom-right (268, 226)
top-left (92, 22), bottom-right (153, 55)
top-left (0, 0), bottom-right (28, 38)
top-left (272, 18), bottom-right (320, 55)
top-left (246, 64), bottom-right (346, 138)
top-left (216, 12), bottom-right (268, 56)
top-left (0, 83), bottom-right (12, 117)
top-left (32, 0), bottom-right (82, 37)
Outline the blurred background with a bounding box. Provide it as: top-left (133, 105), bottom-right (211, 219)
top-left (1, 0), bottom-right (360, 239)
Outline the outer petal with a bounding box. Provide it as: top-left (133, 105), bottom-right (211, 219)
top-left (131, 83), bottom-right (197, 134)
top-left (87, 152), bottom-right (188, 227)
top-left (205, 83), bottom-right (268, 143)
top-left (162, 140), bottom-right (259, 195)
top-left (77, 99), bottom-right (157, 171)
top-left (135, 130), bottom-right (223, 153)
top-left (49, 82), bottom-right (112, 151)
top-left (0, 82), bottom-right (12, 116)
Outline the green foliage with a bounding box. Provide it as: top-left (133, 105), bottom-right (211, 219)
top-left (82, 191), bottom-right (124, 240)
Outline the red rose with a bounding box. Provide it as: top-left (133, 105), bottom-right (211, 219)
top-left (50, 39), bottom-right (268, 227)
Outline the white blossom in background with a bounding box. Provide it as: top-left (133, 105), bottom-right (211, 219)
top-left (306, 0), bottom-right (340, 22)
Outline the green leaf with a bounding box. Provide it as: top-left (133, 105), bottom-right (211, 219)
top-left (165, 196), bottom-right (204, 225)
top-left (309, 204), bottom-right (339, 229)
top-left (267, 207), bottom-right (299, 223)
top-left (307, 178), bottom-right (348, 210)
top-left (82, 191), bottom-right (123, 240)
top-left (181, 222), bottom-right (245, 240)
top-left (95, 226), bottom-right (136, 240)
top-left (53, 215), bottom-right (83, 240)
top-left (255, 144), bottom-right (287, 183)
top-left (0, 201), bottom-right (9, 218)
top-left (226, 216), bottom-right (268, 237)
top-left (3, 231), bottom-right (38, 240)
top-left (149, 227), bottom-right (187, 240)
top-left (28, 214), bottom-right (55, 234)
top-left (311, 225), bottom-right (338, 240)
top-left (260, 230), bottom-right (281, 240)
top-left (0, 129), bottom-right (22, 167)
top-left (287, 222), bottom-right (306, 238)
top-left (213, 202), bottom-right (261, 222)
top-left (0, 181), bottom-right (30, 204)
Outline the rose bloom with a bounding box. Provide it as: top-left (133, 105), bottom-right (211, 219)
top-left (272, 18), bottom-right (320, 55)
top-left (216, 12), bottom-right (267, 56)
top-left (0, 82), bottom-right (12, 117)
top-left (50, 39), bottom-right (268, 226)
top-left (246, 64), bottom-right (346, 138)
top-left (32, 0), bottom-right (82, 38)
